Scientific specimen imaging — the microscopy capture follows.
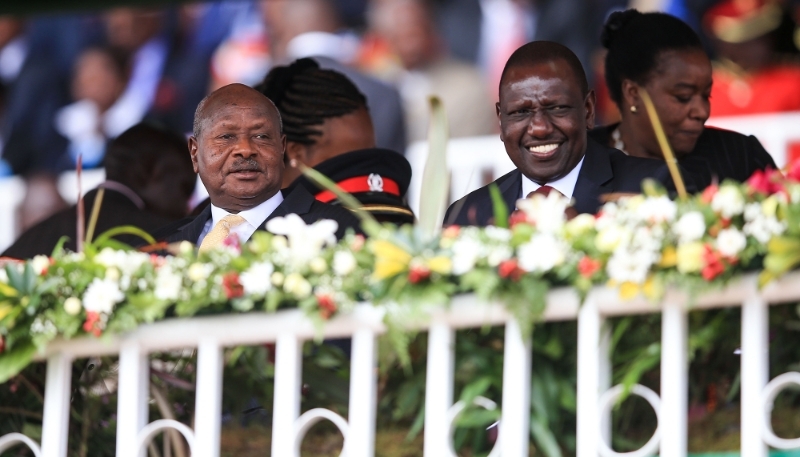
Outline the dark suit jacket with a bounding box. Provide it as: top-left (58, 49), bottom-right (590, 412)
top-left (2, 188), bottom-right (173, 259)
top-left (443, 139), bottom-right (684, 226)
top-left (158, 185), bottom-right (361, 244)
top-left (589, 125), bottom-right (776, 189)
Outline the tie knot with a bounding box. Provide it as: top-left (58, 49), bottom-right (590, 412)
top-left (526, 185), bottom-right (562, 199)
top-left (220, 214), bottom-right (246, 229)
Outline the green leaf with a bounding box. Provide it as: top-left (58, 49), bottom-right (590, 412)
top-left (458, 377), bottom-right (493, 404)
top-left (0, 340), bottom-right (37, 383)
top-left (530, 414), bottom-right (563, 457)
top-left (92, 225), bottom-right (156, 248)
top-left (489, 183), bottom-right (509, 229)
top-left (418, 96), bottom-right (450, 240)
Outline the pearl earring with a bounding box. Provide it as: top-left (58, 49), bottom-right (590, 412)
top-left (290, 159), bottom-right (298, 168)
top-left (630, 105), bottom-right (638, 113)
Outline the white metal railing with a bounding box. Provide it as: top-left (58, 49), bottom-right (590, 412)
top-left (2, 272), bottom-right (800, 456)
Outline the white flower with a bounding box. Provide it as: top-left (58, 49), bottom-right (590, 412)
top-left (565, 213), bottom-right (596, 238)
top-left (486, 245), bottom-right (513, 267)
top-left (105, 267), bottom-right (120, 282)
top-left (636, 196), bottom-right (676, 224)
top-left (154, 266), bottom-right (182, 301)
top-left (266, 214), bottom-right (338, 268)
top-left (596, 226), bottom-right (630, 253)
top-left (673, 211), bottom-right (706, 244)
top-left (240, 261), bottom-right (274, 296)
top-left (0, 268), bottom-right (8, 283)
top-left (83, 277), bottom-right (124, 314)
top-left (517, 233), bottom-right (565, 273)
top-left (187, 263), bottom-right (212, 282)
top-left (711, 185), bottom-right (745, 219)
top-left (31, 255), bottom-right (50, 275)
top-left (333, 251), bottom-right (357, 276)
top-left (744, 216), bottom-right (786, 244)
top-left (95, 248), bottom-right (149, 276)
top-left (716, 228), bottom-right (747, 258)
top-left (283, 273), bottom-right (311, 299)
top-left (30, 317), bottom-right (56, 336)
top-left (64, 297), bottom-right (82, 315)
top-left (606, 248), bottom-right (655, 284)
top-left (179, 241), bottom-right (194, 255)
top-left (309, 257), bottom-right (328, 274)
top-left (483, 226), bottom-right (511, 242)
top-left (451, 236), bottom-right (484, 275)
top-left (271, 271), bottom-right (285, 286)
top-left (515, 192), bottom-right (571, 233)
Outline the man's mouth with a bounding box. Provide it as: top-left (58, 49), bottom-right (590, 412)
top-left (526, 142), bottom-right (562, 158)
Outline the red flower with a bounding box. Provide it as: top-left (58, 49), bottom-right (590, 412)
top-left (264, 343), bottom-right (276, 364)
top-left (408, 265), bottom-right (431, 284)
top-left (577, 256), bottom-right (602, 278)
top-left (746, 167), bottom-right (784, 195)
top-left (508, 210), bottom-right (529, 228)
top-left (83, 312), bottom-right (103, 337)
top-left (0, 334), bottom-right (5, 354)
top-left (317, 294), bottom-right (338, 320)
top-left (787, 159), bottom-right (800, 182)
top-left (702, 245), bottom-right (726, 281)
top-left (498, 259), bottom-right (524, 282)
top-left (700, 184), bottom-right (718, 204)
top-left (222, 272), bottom-right (244, 299)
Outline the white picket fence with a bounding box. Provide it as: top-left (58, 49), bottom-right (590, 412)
top-left (1, 272), bottom-right (800, 456)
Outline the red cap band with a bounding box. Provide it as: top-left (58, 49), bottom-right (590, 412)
top-left (314, 175), bottom-right (400, 203)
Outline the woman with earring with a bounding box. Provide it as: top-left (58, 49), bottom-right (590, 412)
top-left (589, 9), bottom-right (776, 188)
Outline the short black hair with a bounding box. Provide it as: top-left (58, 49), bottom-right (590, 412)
top-left (255, 58), bottom-right (367, 146)
top-left (602, 9), bottom-right (703, 106)
top-left (104, 122), bottom-right (193, 194)
top-left (500, 41), bottom-right (589, 97)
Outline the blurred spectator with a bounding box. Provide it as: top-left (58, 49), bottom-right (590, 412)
top-left (258, 58), bottom-right (414, 224)
top-left (704, 0), bottom-right (800, 115)
top-left (54, 46), bottom-right (129, 169)
top-left (0, 16), bottom-right (69, 176)
top-left (433, 0), bottom-right (605, 93)
top-left (261, 0), bottom-right (407, 153)
top-left (3, 123), bottom-right (196, 259)
top-left (369, 0), bottom-right (495, 143)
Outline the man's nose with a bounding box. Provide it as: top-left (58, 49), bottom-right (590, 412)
top-left (527, 111), bottom-right (553, 138)
top-left (232, 136), bottom-right (257, 157)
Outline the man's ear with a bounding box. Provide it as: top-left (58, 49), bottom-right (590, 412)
top-left (496, 102), bottom-right (504, 141)
top-left (621, 79), bottom-right (640, 114)
top-left (285, 141), bottom-right (306, 166)
top-left (188, 136), bottom-right (199, 173)
top-left (584, 89), bottom-right (597, 130)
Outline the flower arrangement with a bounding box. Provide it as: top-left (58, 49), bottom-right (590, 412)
top-left (2, 165), bottom-right (800, 381)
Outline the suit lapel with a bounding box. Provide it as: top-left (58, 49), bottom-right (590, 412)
top-left (572, 140), bottom-right (614, 214)
top-left (499, 169), bottom-right (522, 213)
top-left (177, 205), bottom-right (212, 244)
top-left (260, 186), bottom-right (316, 229)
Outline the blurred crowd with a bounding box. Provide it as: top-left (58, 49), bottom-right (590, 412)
top-left (3, 0), bottom-right (800, 232)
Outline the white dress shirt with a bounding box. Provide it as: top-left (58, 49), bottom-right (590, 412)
top-left (197, 192), bottom-right (284, 245)
top-left (520, 156), bottom-right (585, 205)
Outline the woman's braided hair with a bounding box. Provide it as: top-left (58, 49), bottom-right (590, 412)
top-left (256, 58), bottom-right (368, 145)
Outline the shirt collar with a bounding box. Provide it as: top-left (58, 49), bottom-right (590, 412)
top-left (209, 191), bottom-right (284, 229)
top-left (521, 156), bottom-right (585, 200)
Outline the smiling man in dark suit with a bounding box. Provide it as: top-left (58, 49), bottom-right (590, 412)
top-left (158, 83), bottom-right (360, 248)
top-left (444, 41), bottom-right (688, 226)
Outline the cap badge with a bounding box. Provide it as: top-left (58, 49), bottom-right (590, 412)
top-left (368, 173), bottom-right (384, 192)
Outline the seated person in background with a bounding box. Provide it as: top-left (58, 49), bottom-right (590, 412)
top-left (3, 123), bottom-right (195, 259)
top-left (590, 10), bottom-right (775, 187)
top-left (445, 41), bottom-right (687, 226)
top-left (157, 83), bottom-right (361, 247)
top-left (703, 0), bottom-right (800, 116)
top-left (257, 58), bottom-right (414, 225)
top-left (54, 46), bottom-right (129, 169)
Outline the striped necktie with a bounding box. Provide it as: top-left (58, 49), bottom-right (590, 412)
top-left (198, 214), bottom-right (246, 253)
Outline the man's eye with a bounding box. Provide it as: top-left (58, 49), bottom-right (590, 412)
top-left (675, 95), bottom-right (692, 103)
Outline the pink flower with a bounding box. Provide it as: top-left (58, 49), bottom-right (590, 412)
top-left (408, 265), bottom-right (431, 284)
top-left (701, 245), bottom-right (725, 281)
top-left (83, 311), bottom-right (103, 337)
top-left (223, 233), bottom-right (241, 252)
top-left (746, 167), bottom-right (784, 195)
top-left (498, 259), bottom-right (524, 282)
top-left (700, 184), bottom-right (718, 204)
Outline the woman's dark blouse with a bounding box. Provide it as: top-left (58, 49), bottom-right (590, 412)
top-left (589, 124), bottom-right (777, 188)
